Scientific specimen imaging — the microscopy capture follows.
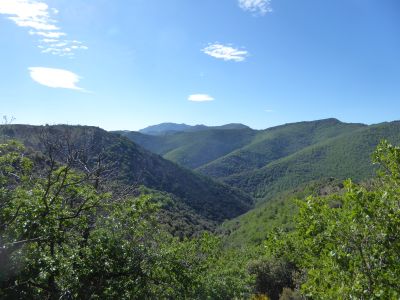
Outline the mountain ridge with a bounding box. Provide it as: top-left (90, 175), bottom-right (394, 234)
top-left (138, 122), bottom-right (250, 136)
top-left (117, 118), bottom-right (400, 203)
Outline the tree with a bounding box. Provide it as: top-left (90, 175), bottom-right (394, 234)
top-left (0, 139), bottom-right (243, 299)
top-left (264, 140), bottom-right (400, 299)
top-left (248, 258), bottom-right (296, 300)
top-left (0, 140), bottom-right (112, 298)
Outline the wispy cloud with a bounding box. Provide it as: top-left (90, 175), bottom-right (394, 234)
top-left (238, 0), bottom-right (272, 15)
top-left (0, 0), bottom-right (87, 57)
top-left (265, 109), bottom-right (275, 113)
top-left (202, 43), bottom-right (248, 62)
top-left (29, 30), bottom-right (65, 38)
top-left (37, 40), bottom-right (88, 57)
top-left (188, 94), bottom-right (214, 102)
top-left (29, 67), bottom-right (84, 90)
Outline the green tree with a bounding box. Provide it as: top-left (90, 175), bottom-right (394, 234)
top-left (0, 140), bottom-right (245, 299)
top-left (264, 140), bottom-right (400, 299)
top-left (248, 258), bottom-right (296, 300)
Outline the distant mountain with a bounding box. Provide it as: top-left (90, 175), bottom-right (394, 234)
top-left (119, 118), bottom-right (400, 203)
top-left (219, 121), bottom-right (400, 248)
top-left (138, 122), bottom-right (249, 136)
top-left (1, 125), bottom-right (253, 225)
top-left (217, 121), bottom-right (400, 201)
top-left (120, 118), bottom-right (365, 176)
top-left (5, 119), bottom-right (400, 245)
top-left (139, 123), bottom-right (199, 135)
top-left (198, 118), bottom-right (365, 179)
top-left (117, 127), bottom-right (256, 169)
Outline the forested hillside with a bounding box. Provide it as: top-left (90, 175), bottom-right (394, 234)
top-left (120, 119), bottom-right (400, 203)
top-left (117, 128), bottom-right (256, 169)
top-left (198, 118), bottom-right (364, 178)
top-left (0, 140), bottom-right (254, 299)
top-left (120, 119), bottom-right (364, 173)
top-left (221, 121), bottom-right (400, 201)
top-left (1, 122), bottom-right (400, 299)
top-left (0, 125), bottom-right (253, 224)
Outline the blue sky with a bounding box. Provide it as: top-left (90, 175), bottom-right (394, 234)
top-left (0, 0), bottom-right (399, 130)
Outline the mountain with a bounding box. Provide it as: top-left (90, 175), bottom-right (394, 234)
top-left (138, 122), bottom-right (249, 136)
top-left (219, 122), bottom-right (400, 248)
top-left (219, 121), bottom-right (400, 201)
top-left (122, 119), bottom-right (365, 174)
top-left (117, 127), bottom-right (256, 169)
top-left (0, 125), bottom-right (253, 225)
top-left (197, 118), bottom-right (365, 179)
top-left (120, 119), bottom-right (400, 204)
top-left (121, 118), bottom-right (366, 187)
top-left (139, 123), bottom-right (200, 135)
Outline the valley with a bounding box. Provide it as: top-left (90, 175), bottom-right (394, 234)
top-left (1, 118), bottom-right (400, 299)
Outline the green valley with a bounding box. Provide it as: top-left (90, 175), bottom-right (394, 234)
top-left (2, 119), bottom-right (400, 299)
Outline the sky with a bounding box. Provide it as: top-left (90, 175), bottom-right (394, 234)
top-left (0, 0), bottom-right (399, 131)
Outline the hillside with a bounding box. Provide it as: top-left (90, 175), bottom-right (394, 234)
top-left (117, 127), bottom-right (257, 169)
top-left (138, 122), bottom-right (249, 136)
top-left (0, 125), bottom-right (253, 224)
top-left (198, 118), bottom-right (365, 178)
top-left (221, 121), bottom-right (400, 201)
top-left (119, 119), bottom-right (400, 205)
top-left (220, 121), bottom-right (400, 248)
top-left (220, 178), bottom-right (345, 248)
top-left (121, 119), bottom-right (365, 174)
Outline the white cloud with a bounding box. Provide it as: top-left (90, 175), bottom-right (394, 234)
top-left (0, 0), bottom-right (87, 57)
top-left (188, 94), bottom-right (214, 102)
top-left (38, 37), bottom-right (89, 57)
top-left (39, 47), bottom-right (74, 57)
top-left (202, 43), bottom-right (248, 62)
top-left (29, 67), bottom-right (83, 90)
top-left (0, 0), bottom-right (50, 21)
top-left (265, 109), bottom-right (274, 113)
top-left (10, 18), bottom-right (59, 30)
top-left (29, 30), bottom-right (65, 38)
top-left (238, 0), bottom-right (272, 15)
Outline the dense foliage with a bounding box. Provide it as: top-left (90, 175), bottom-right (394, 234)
top-left (221, 121), bottom-right (400, 201)
top-left (221, 178), bottom-right (344, 248)
top-left (124, 119), bottom-right (400, 208)
top-left (1, 125), bottom-right (253, 223)
top-left (261, 140), bottom-right (400, 299)
top-left (3, 121), bottom-right (400, 299)
top-left (199, 118), bottom-right (363, 179)
top-left (124, 119), bottom-right (400, 204)
top-left (0, 141), bottom-right (251, 299)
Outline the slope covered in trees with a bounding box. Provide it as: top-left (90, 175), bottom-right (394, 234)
top-left (0, 141), bottom-right (254, 299)
top-left (256, 140), bottom-right (400, 299)
top-left (221, 121), bottom-right (400, 201)
top-left (220, 178), bottom-right (345, 248)
top-left (120, 119), bottom-right (364, 173)
top-left (198, 118), bottom-right (364, 178)
top-left (2, 121), bottom-right (400, 299)
top-left (122, 119), bottom-right (400, 205)
top-left (116, 127), bottom-right (256, 169)
top-left (120, 119), bottom-right (400, 203)
top-left (0, 125), bottom-right (253, 224)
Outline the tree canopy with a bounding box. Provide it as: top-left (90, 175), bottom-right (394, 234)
top-left (263, 140), bottom-right (400, 299)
